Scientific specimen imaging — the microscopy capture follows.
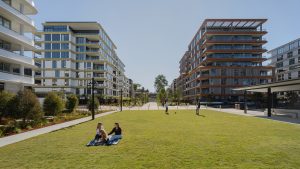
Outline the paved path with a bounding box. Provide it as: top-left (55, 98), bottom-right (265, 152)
top-left (0, 110), bottom-right (117, 148)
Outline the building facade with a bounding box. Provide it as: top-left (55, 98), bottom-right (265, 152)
top-left (0, 0), bottom-right (37, 92)
top-left (34, 22), bottom-right (129, 99)
top-left (268, 38), bottom-right (300, 81)
top-left (177, 19), bottom-right (273, 103)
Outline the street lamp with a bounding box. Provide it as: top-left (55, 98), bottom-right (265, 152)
top-left (87, 78), bottom-right (98, 120)
top-left (120, 89), bottom-right (123, 111)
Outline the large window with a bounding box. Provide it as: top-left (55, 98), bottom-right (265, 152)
top-left (52, 61), bottom-right (57, 68)
top-left (276, 62), bottom-right (283, 68)
top-left (61, 52), bottom-right (69, 58)
top-left (52, 34), bottom-right (60, 41)
top-left (289, 58), bottom-right (295, 65)
top-left (62, 34), bottom-right (69, 41)
top-left (287, 52), bottom-right (293, 58)
top-left (0, 40), bottom-right (11, 50)
top-left (52, 52), bottom-right (60, 58)
top-left (52, 43), bottom-right (60, 50)
top-left (0, 16), bottom-right (11, 29)
top-left (45, 52), bottom-right (51, 58)
top-left (61, 43), bottom-right (69, 50)
top-left (45, 34), bottom-right (51, 41)
top-left (45, 43), bottom-right (51, 50)
top-left (61, 60), bottom-right (66, 68)
top-left (24, 68), bottom-right (32, 76)
top-left (55, 70), bottom-right (60, 78)
top-left (44, 26), bottom-right (68, 32)
top-left (76, 37), bottom-right (85, 44)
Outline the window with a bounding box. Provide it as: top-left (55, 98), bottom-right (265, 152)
top-left (65, 79), bottom-right (69, 86)
top-left (52, 79), bottom-right (57, 86)
top-left (24, 68), bottom-right (32, 76)
top-left (0, 16), bottom-right (11, 29)
top-left (287, 52), bottom-right (293, 58)
top-left (76, 46), bottom-right (85, 52)
top-left (0, 82), bottom-right (4, 91)
top-left (52, 34), bottom-right (60, 41)
top-left (62, 34), bottom-right (69, 41)
top-left (12, 66), bottom-right (20, 74)
top-left (45, 34), bottom-right (51, 41)
top-left (61, 52), bottom-right (69, 58)
top-left (298, 57), bottom-right (300, 63)
top-left (288, 73), bottom-right (292, 79)
top-left (298, 71), bottom-right (300, 78)
top-left (289, 58), bottom-right (295, 65)
top-left (52, 61), bottom-right (57, 68)
top-left (61, 60), bottom-right (66, 68)
top-left (298, 49), bottom-right (300, 54)
top-left (65, 72), bottom-right (69, 77)
top-left (52, 52), bottom-right (60, 58)
top-left (276, 62), bottom-right (283, 68)
top-left (61, 43), bottom-right (69, 50)
top-left (86, 62), bottom-right (91, 69)
top-left (44, 26), bottom-right (68, 32)
top-left (45, 52), bottom-right (51, 58)
top-left (2, 62), bottom-right (10, 72)
top-left (0, 40), bottom-right (11, 50)
top-left (52, 43), bottom-right (60, 50)
top-left (45, 43), bottom-right (51, 50)
top-left (55, 70), bottom-right (60, 78)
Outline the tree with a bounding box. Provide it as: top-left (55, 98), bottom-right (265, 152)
top-left (154, 75), bottom-right (168, 93)
top-left (43, 92), bottom-right (65, 116)
top-left (157, 88), bottom-right (167, 105)
top-left (87, 96), bottom-right (100, 112)
top-left (286, 91), bottom-right (299, 107)
top-left (7, 90), bottom-right (43, 126)
top-left (0, 91), bottom-right (14, 123)
top-left (66, 94), bottom-right (79, 112)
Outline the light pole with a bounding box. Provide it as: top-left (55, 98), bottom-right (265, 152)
top-left (88, 78), bottom-right (97, 120)
top-left (120, 89), bottom-right (123, 111)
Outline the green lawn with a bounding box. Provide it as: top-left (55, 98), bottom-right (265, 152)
top-left (0, 110), bottom-right (300, 169)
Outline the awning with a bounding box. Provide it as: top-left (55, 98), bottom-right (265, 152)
top-left (233, 79), bottom-right (300, 93)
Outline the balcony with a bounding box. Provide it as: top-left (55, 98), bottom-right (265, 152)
top-left (0, 25), bottom-right (34, 48)
top-left (0, 0), bottom-right (35, 28)
top-left (0, 48), bottom-right (34, 67)
top-left (0, 71), bottom-right (34, 85)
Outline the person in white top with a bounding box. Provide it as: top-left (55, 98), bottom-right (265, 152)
top-left (95, 123), bottom-right (105, 142)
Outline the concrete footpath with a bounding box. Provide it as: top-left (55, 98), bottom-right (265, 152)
top-left (0, 110), bottom-right (117, 148)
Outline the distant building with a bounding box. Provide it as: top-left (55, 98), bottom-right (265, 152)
top-left (0, 0), bottom-right (37, 92)
top-left (34, 22), bottom-right (129, 99)
top-left (268, 38), bottom-right (300, 81)
top-left (177, 19), bottom-right (273, 103)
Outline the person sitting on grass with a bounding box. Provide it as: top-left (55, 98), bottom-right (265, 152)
top-left (87, 122), bottom-right (106, 146)
top-left (107, 123), bottom-right (122, 145)
top-left (95, 129), bottom-right (108, 146)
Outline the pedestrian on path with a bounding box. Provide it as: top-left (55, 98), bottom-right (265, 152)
top-left (196, 99), bottom-right (201, 115)
top-left (165, 101), bottom-right (169, 115)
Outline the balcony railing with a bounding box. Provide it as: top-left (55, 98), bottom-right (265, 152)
top-left (0, 0), bottom-right (34, 27)
top-left (0, 25), bottom-right (34, 46)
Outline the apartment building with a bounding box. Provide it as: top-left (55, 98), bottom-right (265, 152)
top-left (0, 0), bottom-right (37, 92)
top-left (34, 22), bottom-right (130, 99)
top-left (268, 38), bottom-right (300, 81)
top-left (177, 19), bottom-right (273, 103)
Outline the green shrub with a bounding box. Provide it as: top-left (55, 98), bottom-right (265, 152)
top-left (66, 94), bottom-right (78, 112)
top-left (87, 96), bottom-right (100, 112)
top-left (7, 90), bottom-right (43, 128)
top-left (43, 92), bottom-right (65, 116)
top-left (0, 91), bottom-right (14, 123)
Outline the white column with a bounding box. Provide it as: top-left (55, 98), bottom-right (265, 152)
top-left (20, 65), bottom-right (24, 76)
top-left (20, 46), bottom-right (24, 56)
top-left (20, 24), bottom-right (24, 35)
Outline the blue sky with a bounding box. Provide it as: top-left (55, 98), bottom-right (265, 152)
top-left (33, 0), bottom-right (300, 92)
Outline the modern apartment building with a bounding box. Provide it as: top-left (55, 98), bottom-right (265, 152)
top-left (34, 22), bottom-right (130, 99)
top-left (177, 19), bottom-right (273, 103)
top-left (0, 0), bottom-right (37, 92)
top-left (268, 38), bottom-right (300, 81)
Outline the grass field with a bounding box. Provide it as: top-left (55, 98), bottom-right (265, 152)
top-left (0, 110), bottom-right (300, 169)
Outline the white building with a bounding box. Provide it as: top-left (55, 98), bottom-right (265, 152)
top-left (0, 0), bottom-right (37, 92)
top-left (268, 38), bottom-right (300, 81)
top-left (34, 22), bottom-right (130, 99)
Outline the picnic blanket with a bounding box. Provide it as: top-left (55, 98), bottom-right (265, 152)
top-left (86, 135), bottom-right (121, 146)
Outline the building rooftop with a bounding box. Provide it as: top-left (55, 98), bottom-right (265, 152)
top-left (200, 19), bottom-right (267, 29)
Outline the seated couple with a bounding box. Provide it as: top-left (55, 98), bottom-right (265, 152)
top-left (86, 122), bottom-right (122, 146)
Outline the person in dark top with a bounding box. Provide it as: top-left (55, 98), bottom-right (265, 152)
top-left (107, 123), bottom-right (122, 145)
top-left (196, 100), bottom-right (201, 115)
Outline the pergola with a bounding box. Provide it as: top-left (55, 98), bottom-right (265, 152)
top-left (233, 79), bottom-right (300, 117)
top-left (200, 19), bottom-right (267, 30)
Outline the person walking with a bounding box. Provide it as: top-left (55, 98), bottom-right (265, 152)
top-left (196, 100), bottom-right (201, 115)
top-left (165, 100), bottom-right (169, 115)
